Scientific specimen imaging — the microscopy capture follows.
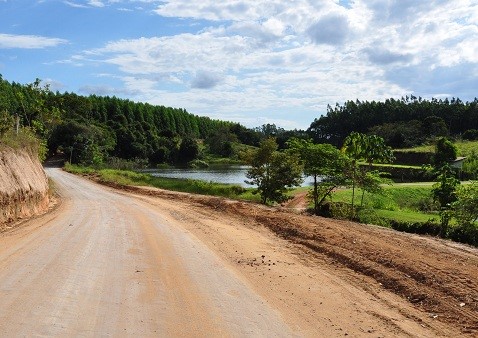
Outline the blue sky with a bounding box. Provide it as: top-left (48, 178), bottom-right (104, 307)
top-left (1, 1), bottom-right (477, 129)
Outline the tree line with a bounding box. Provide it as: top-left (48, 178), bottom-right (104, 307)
top-left (0, 75), bottom-right (266, 165)
top-left (308, 96), bottom-right (478, 147)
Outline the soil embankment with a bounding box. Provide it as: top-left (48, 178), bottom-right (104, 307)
top-left (0, 147), bottom-right (50, 226)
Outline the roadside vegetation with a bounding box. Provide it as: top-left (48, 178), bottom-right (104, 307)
top-left (1, 74), bottom-right (477, 247)
top-left (64, 163), bottom-right (259, 201)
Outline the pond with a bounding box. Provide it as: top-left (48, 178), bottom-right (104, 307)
top-left (144, 165), bottom-right (315, 187)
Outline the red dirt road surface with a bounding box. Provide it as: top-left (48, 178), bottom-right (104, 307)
top-left (0, 168), bottom-right (477, 337)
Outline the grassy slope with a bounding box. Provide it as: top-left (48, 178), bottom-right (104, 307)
top-left (399, 139), bottom-right (478, 156)
top-left (330, 184), bottom-right (439, 223)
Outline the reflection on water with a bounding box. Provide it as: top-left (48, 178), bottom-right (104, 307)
top-left (144, 165), bottom-right (314, 187)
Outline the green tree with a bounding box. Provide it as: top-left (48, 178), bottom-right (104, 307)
top-left (452, 181), bottom-right (478, 226)
top-left (342, 132), bottom-right (394, 216)
top-left (341, 132), bottom-right (366, 216)
top-left (432, 165), bottom-right (460, 236)
top-left (0, 110), bottom-right (13, 136)
top-left (245, 138), bottom-right (303, 204)
top-left (177, 137), bottom-right (199, 164)
top-left (288, 138), bottom-right (347, 214)
top-left (434, 137), bottom-right (457, 168)
top-left (359, 134), bottom-right (394, 206)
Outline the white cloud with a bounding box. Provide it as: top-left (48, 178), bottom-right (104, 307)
top-left (65, 0), bottom-right (478, 128)
top-left (0, 33), bottom-right (67, 49)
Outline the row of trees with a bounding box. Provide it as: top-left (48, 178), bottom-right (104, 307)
top-left (244, 132), bottom-right (394, 219)
top-left (308, 96), bottom-right (478, 147)
top-left (246, 134), bottom-right (477, 242)
top-left (0, 76), bottom-right (268, 165)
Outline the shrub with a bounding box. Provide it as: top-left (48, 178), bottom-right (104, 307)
top-left (356, 208), bottom-right (390, 227)
top-left (389, 219), bottom-right (442, 236)
top-left (317, 201), bottom-right (353, 220)
top-left (448, 223), bottom-right (478, 247)
top-left (463, 129), bottom-right (478, 141)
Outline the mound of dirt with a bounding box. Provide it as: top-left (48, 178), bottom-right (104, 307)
top-left (0, 147), bottom-right (49, 226)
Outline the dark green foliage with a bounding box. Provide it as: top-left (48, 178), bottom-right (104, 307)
top-left (316, 201), bottom-right (353, 220)
top-left (308, 96), bottom-right (478, 147)
top-left (244, 138), bottom-right (303, 204)
top-left (177, 137), bottom-right (199, 164)
top-left (434, 137), bottom-right (457, 167)
top-left (389, 219), bottom-right (478, 247)
top-left (448, 224), bottom-right (478, 247)
top-left (205, 126), bottom-right (237, 157)
top-left (49, 120), bottom-right (115, 165)
top-left (463, 129), bottom-right (478, 140)
top-left (389, 220), bottom-right (442, 236)
top-left (0, 74), bottom-right (262, 165)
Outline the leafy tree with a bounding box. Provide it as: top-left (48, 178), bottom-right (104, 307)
top-left (432, 165), bottom-right (460, 236)
top-left (245, 137), bottom-right (303, 204)
top-left (287, 138), bottom-right (347, 214)
top-left (342, 132), bottom-right (394, 217)
top-left (205, 126), bottom-right (237, 157)
top-left (359, 134), bottom-right (394, 206)
top-left (177, 137), bottom-right (199, 164)
top-left (422, 115), bottom-right (448, 138)
top-left (0, 110), bottom-right (13, 136)
top-left (341, 132), bottom-right (366, 216)
top-left (452, 181), bottom-right (478, 226)
top-left (49, 120), bottom-right (115, 165)
top-left (434, 137), bottom-right (457, 168)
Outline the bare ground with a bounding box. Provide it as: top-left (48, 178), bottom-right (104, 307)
top-left (102, 178), bottom-right (478, 336)
top-left (0, 169), bottom-right (476, 337)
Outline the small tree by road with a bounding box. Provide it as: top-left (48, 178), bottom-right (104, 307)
top-left (244, 137), bottom-right (303, 205)
top-left (287, 138), bottom-right (348, 214)
top-left (341, 132), bottom-right (393, 218)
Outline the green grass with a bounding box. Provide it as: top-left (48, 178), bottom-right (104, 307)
top-left (398, 139), bottom-right (478, 157)
top-left (322, 184), bottom-right (438, 223)
top-left (0, 128), bottom-right (46, 160)
top-left (65, 163), bottom-right (261, 202)
top-left (374, 209), bottom-right (439, 223)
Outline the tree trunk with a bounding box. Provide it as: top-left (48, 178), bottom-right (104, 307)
top-left (313, 175), bottom-right (318, 214)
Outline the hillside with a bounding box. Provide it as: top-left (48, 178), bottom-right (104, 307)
top-left (0, 146), bottom-right (50, 226)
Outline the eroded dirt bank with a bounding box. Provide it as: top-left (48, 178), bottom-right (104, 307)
top-left (0, 147), bottom-right (49, 226)
top-left (90, 176), bottom-right (478, 336)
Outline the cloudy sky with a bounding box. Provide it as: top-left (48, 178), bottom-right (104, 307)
top-left (1, 1), bottom-right (477, 129)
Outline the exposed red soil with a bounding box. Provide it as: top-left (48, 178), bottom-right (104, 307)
top-left (83, 174), bottom-right (478, 335)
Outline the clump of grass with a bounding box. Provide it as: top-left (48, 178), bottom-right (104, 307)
top-left (0, 128), bottom-right (46, 160)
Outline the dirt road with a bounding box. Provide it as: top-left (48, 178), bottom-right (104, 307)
top-left (0, 169), bottom-right (476, 337)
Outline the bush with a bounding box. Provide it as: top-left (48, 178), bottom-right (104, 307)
top-left (463, 129), bottom-right (478, 141)
top-left (356, 208), bottom-right (390, 227)
top-left (389, 219), bottom-right (442, 236)
top-left (448, 223), bottom-right (478, 247)
top-left (0, 128), bottom-right (46, 161)
top-left (317, 201), bottom-right (353, 219)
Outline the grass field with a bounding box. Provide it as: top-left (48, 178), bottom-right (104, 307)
top-left (399, 139), bottom-right (478, 156)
